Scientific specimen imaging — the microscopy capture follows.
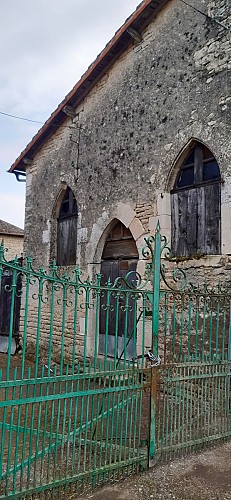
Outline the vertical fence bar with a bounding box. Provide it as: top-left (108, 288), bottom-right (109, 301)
top-left (60, 282), bottom-right (68, 374)
top-left (195, 295), bottom-right (199, 360)
top-left (221, 297), bottom-right (227, 361)
top-left (71, 269), bottom-right (80, 372)
top-left (6, 263), bottom-right (18, 379)
top-left (123, 292), bottom-right (129, 368)
top-left (47, 277), bottom-right (56, 373)
top-left (187, 298), bottom-right (192, 361)
top-left (149, 224), bottom-right (161, 466)
top-left (93, 274), bottom-right (102, 370)
top-left (103, 284), bottom-right (111, 371)
top-left (141, 294), bottom-right (146, 364)
top-left (215, 296), bottom-right (220, 358)
top-left (171, 298), bottom-right (176, 359)
top-left (201, 294), bottom-right (207, 362)
top-left (179, 295), bottom-right (184, 362)
top-left (5, 368), bottom-right (17, 497)
top-left (83, 285), bottom-right (90, 372)
top-left (19, 368), bottom-right (31, 491)
top-left (228, 302), bottom-right (231, 365)
top-left (21, 263), bottom-right (31, 379)
top-left (70, 364), bottom-right (80, 475)
top-left (163, 293), bottom-right (168, 363)
top-left (34, 276), bottom-right (43, 378)
top-left (209, 297), bottom-right (214, 361)
top-left (113, 291), bottom-right (120, 369)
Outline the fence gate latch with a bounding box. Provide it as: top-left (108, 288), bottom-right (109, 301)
top-left (133, 351), bottom-right (161, 368)
top-left (145, 351), bottom-right (161, 368)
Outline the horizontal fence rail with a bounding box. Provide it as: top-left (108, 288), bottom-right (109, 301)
top-left (156, 361), bottom-right (231, 461)
top-left (0, 252), bottom-right (154, 381)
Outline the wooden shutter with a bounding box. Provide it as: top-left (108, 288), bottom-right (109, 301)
top-left (203, 183), bottom-right (221, 254)
top-left (171, 190), bottom-right (197, 257)
top-left (172, 183), bottom-right (220, 257)
top-left (57, 216), bottom-right (77, 266)
top-left (196, 183), bottom-right (220, 255)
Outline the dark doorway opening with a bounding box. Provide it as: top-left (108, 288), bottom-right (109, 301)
top-left (99, 221), bottom-right (138, 360)
top-left (0, 262), bottom-right (22, 354)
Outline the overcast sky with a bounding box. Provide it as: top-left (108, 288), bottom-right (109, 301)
top-left (0, 0), bottom-right (140, 228)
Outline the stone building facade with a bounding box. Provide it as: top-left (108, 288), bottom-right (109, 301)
top-left (10, 0), bottom-right (230, 362)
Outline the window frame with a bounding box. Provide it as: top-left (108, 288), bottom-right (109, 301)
top-left (57, 188), bottom-right (78, 266)
top-left (171, 144), bottom-right (221, 258)
top-left (172, 144), bottom-right (221, 192)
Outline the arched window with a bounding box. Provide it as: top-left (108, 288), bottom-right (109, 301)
top-left (171, 143), bottom-right (221, 257)
top-left (57, 188), bottom-right (78, 266)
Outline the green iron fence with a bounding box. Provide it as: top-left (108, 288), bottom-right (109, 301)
top-left (0, 234), bottom-right (156, 498)
top-left (0, 225), bottom-right (230, 498)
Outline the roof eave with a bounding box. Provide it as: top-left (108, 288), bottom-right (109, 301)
top-left (0, 233), bottom-right (24, 237)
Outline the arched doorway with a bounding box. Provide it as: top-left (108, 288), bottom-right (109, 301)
top-left (99, 220), bottom-right (139, 360)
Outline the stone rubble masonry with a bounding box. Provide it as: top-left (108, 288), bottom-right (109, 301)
top-left (21, 0), bottom-right (230, 360)
top-left (135, 203), bottom-right (155, 231)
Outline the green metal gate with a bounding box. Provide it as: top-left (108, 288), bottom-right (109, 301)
top-left (0, 365), bottom-right (149, 498)
top-left (155, 360), bottom-right (230, 462)
top-left (0, 226), bottom-right (230, 498)
top-left (151, 230), bottom-right (231, 464)
top-left (0, 236), bottom-right (155, 499)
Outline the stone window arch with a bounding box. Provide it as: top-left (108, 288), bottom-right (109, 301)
top-left (57, 187), bottom-right (78, 266)
top-left (171, 142), bottom-right (221, 257)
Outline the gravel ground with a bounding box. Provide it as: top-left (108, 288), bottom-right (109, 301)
top-left (78, 441), bottom-right (231, 500)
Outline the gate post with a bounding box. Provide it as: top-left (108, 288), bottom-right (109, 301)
top-left (151, 221), bottom-right (161, 358)
top-left (149, 222), bottom-right (161, 466)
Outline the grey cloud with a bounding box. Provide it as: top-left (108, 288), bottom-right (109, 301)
top-left (0, 0), bottom-right (139, 227)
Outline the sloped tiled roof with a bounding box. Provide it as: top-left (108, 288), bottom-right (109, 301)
top-left (0, 219), bottom-right (24, 237)
top-left (9, 0), bottom-right (169, 174)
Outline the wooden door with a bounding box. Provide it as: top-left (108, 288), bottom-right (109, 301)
top-left (0, 266), bottom-right (22, 339)
top-left (99, 221), bottom-right (138, 360)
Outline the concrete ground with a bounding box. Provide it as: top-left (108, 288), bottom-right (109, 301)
top-left (79, 441), bottom-right (231, 500)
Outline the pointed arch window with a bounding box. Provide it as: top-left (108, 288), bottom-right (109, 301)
top-left (57, 188), bottom-right (78, 266)
top-left (171, 143), bottom-right (221, 257)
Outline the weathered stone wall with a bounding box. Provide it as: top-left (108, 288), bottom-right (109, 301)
top-left (22, 0), bottom-right (230, 358)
